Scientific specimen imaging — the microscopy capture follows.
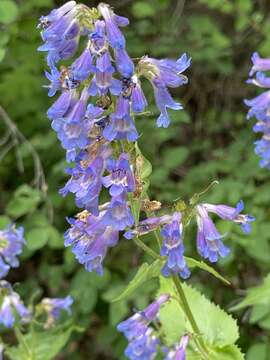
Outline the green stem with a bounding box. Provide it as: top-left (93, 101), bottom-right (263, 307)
top-left (172, 275), bottom-right (209, 359)
top-left (14, 326), bottom-right (33, 359)
top-left (133, 236), bottom-right (160, 259)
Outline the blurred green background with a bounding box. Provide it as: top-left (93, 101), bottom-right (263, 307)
top-left (1, 0), bottom-right (270, 358)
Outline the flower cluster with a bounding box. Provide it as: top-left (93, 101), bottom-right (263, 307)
top-left (0, 224), bottom-right (73, 333)
top-left (117, 294), bottom-right (169, 360)
top-left (245, 52), bottom-right (270, 169)
top-left (38, 1), bottom-right (190, 274)
top-left (0, 224), bottom-right (25, 278)
top-left (0, 280), bottom-right (30, 328)
top-left (125, 200), bottom-right (254, 278)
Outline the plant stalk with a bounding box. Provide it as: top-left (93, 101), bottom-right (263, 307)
top-left (172, 275), bottom-right (209, 359)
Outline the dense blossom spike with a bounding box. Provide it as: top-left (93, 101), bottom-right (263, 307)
top-left (245, 52), bottom-right (270, 169)
top-left (0, 281), bottom-right (31, 328)
top-left (0, 225), bottom-right (25, 279)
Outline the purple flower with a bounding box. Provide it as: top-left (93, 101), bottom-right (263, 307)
top-left (249, 52), bottom-right (270, 76)
top-left (245, 52), bottom-right (270, 169)
top-left (255, 137), bottom-right (270, 169)
top-left (38, 1), bottom-right (77, 29)
top-left (60, 146), bottom-right (110, 215)
top-left (117, 294), bottom-right (169, 340)
top-left (164, 335), bottom-right (189, 360)
top-left (47, 90), bottom-right (77, 120)
top-left (124, 215), bottom-right (172, 239)
top-left (64, 211), bottom-right (119, 275)
top-left (41, 295), bottom-right (73, 327)
top-left (51, 89), bottom-right (90, 151)
top-left (70, 47), bottom-right (93, 81)
top-left (0, 281), bottom-right (30, 328)
top-left (102, 153), bottom-right (135, 197)
top-left (196, 205), bottom-right (230, 263)
top-left (0, 225), bottom-right (25, 279)
top-left (138, 53), bottom-right (191, 127)
top-left (203, 200), bottom-right (255, 234)
top-left (114, 48), bottom-right (134, 78)
top-left (130, 75), bottom-right (147, 113)
top-left (102, 192), bottom-right (134, 231)
top-left (38, 2), bottom-right (80, 67)
top-left (98, 3), bottom-right (128, 49)
top-left (44, 66), bottom-right (61, 97)
top-left (125, 328), bottom-right (159, 360)
top-left (160, 212), bottom-right (190, 279)
top-left (103, 96), bottom-right (138, 141)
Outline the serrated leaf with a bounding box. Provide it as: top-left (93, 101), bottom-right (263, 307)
top-left (187, 344), bottom-right (244, 360)
top-left (5, 323), bottom-right (79, 360)
top-left (158, 277), bottom-right (239, 347)
top-left (185, 257), bottom-right (230, 285)
top-left (230, 274), bottom-right (270, 311)
top-left (113, 259), bottom-right (164, 302)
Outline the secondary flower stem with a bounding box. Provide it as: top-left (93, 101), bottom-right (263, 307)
top-left (133, 236), bottom-right (160, 259)
top-left (172, 275), bottom-right (209, 359)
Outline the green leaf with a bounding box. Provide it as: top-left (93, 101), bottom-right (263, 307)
top-left (5, 323), bottom-right (80, 360)
top-left (185, 257), bottom-right (230, 285)
top-left (6, 185), bottom-right (41, 218)
top-left (26, 227), bottom-right (49, 251)
top-left (113, 259), bottom-right (164, 302)
top-left (0, 215), bottom-right (11, 228)
top-left (135, 142), bottom-right (152, 179)
top-left (158, 277), bottom-right (239, 347)
top-left (247, 343), bottom-right (270, 360)
top-left (132, 2), bottom-right (156, 18)
top-left (0, 0), bottom-right (18, 24)
top-left (230, 274), bottom-right (270, 311)
top-left (187, 344), bottom-right (244, 359)
top-left (47, 226), bottom-right (64, 249)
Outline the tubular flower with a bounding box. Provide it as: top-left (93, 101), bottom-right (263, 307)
top-left (64, 211), bottom-right (119, 275)
top-left (0, 281), bottom-right (30, 328)
top-left (138, 53), bottom-right (191, 127)
top-left (38, 1), bottom-right (190, 273)
top-left (40, 295), bottom-right (73, 328)
top-left (195, 201), bottom-right (254, 262)
top-left (102, 153), bottom-right (135, 197)
top-left (117, 294), bottom-right (169, 360)
top-left (202, 200), bottom-right (255, 234)
top-left (164, 335), bottom-right (189, 360)
top-left (124, 215), bottom-right (172, 239)
top-left (245, 52), bottom-right (270, 169)
top-left (160, 212), bottom-right (190, 279)
top-left (60, 145), bottom-right (111, 215)
top-left (196, 204), bottom-right (230, 263)
top-left (0, 225), bottom-right (25, 279)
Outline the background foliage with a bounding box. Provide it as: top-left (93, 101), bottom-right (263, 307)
top-left (1, 0), bottom-right (270, 358)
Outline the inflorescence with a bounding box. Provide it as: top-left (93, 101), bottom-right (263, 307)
top-left (245, 52), bottom-right (270, 169)
top-left (38, 1), bottom-right (254, 281)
